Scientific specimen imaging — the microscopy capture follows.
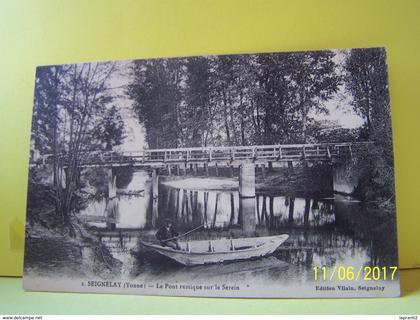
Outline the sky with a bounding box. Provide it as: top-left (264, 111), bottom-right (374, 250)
top-left (311, 84), bottom-right (365, 129)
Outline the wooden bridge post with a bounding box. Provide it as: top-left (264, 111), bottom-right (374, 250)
top-left (167, 165), bottom-right (172, 176)
top-left (215, 163), bottom-right (219, 176)
top-left (193, 163), bottom-right (198, 176)
top-left (287, 161), bottom-right (294, 172)
top-left (228, 163), bottom-right (233, 178)
top-left (204, 162), bottom-right (209, 177)
top-left (176, 164), bottom-right (180, 176)
top-left (261, 164), bottom-right (266, 180)
top-left (239, 163), bottom-right (256, 233)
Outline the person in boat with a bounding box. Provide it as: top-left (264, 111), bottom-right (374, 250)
top-left (156, 219), bottom-right (181, 250)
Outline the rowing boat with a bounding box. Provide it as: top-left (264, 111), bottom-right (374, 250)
top-left (139, 234), bottom-right (289, 266)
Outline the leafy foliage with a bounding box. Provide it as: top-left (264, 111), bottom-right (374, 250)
top-left (31, 62), bottom-right (125, 221)
top-left (127, 59), bottom-right (183, 148)
top-left (344, 48), bottom-right (395, 200)
top-left (127, 51), bottom-right (342, 148)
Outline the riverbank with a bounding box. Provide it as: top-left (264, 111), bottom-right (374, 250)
top-left (24, 211), bottom-right (122, 278)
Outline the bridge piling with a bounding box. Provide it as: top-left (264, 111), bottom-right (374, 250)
top-left (239, 163), bottom-right (256, 198)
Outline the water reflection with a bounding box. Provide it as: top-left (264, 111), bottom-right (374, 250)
top-left (155, 185), bottom-right (335, 232)
top-left (133, 255), bottom-right (293, 284)
top-left (80, 173), bottom-right (335, 232)
top-left (79, 171), bottom-right (151, 229)
top-left (78, 171), bottom-right (398, 280)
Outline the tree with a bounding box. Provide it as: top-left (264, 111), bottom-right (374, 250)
top-left (253, 53), bottom-right (299, 144)
top-left (31, 62), bottom-right (124, 223)
top-left (127, 59), bottom-right (184, 148)
top-left (32, 65), bottom-right (67, 154)
top-left (182, 56), bottom-right (213, 146)
top-left (95, 105), bottom-right (125, 150)
top-left (288, 51), bottom-right (341, 143)
top-left (251, 51), bottom-right (340, 144)
top-left (211, 54), bottom-right (257, 146)
top-left (127, 50), bottom-right (341, 149)
top-left (344, 48), bottom-right (395, 200)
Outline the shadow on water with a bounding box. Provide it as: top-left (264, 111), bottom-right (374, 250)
top-left (132, 252), bottom-right (293, 284)
top-left (77, 171), bottom-right (398, 281)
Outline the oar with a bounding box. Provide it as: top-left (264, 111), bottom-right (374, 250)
top-left (164, 224), bottom-right (204, 242)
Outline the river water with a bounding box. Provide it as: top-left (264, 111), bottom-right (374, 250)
top-left (78, 171), bottom-right (398, 284)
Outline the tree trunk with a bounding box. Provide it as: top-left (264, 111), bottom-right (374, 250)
top-left (222, 89), bottom-right (231, 144)
top-left (203, 192), bottom-right (208, 224)
top-left (212, 193), bottom-right (219, 228)
top-left (301, 100), bottom-right (308, 144)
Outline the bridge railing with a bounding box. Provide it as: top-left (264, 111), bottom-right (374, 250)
top-left (139, 144), bottom-right (348, 163)
top-left (30, 142), bottom-right (373, 167)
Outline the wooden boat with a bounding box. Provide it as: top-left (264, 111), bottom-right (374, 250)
top-left (139, 234), bottom-right (289, 266)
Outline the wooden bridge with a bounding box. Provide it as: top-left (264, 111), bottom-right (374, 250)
top-left (31, 142), bottom-right (372, 168)
top-left (33, 141), bottom-right (372, 231)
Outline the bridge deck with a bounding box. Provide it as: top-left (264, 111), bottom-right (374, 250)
top-left (30, 142), bottom-right (372, 168)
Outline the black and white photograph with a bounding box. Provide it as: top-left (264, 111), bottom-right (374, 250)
top-left (23, 47), bottom-right (400, 298)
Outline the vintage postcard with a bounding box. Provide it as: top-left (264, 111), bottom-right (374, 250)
top-left (23, 48), bottom-right (400, 297)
